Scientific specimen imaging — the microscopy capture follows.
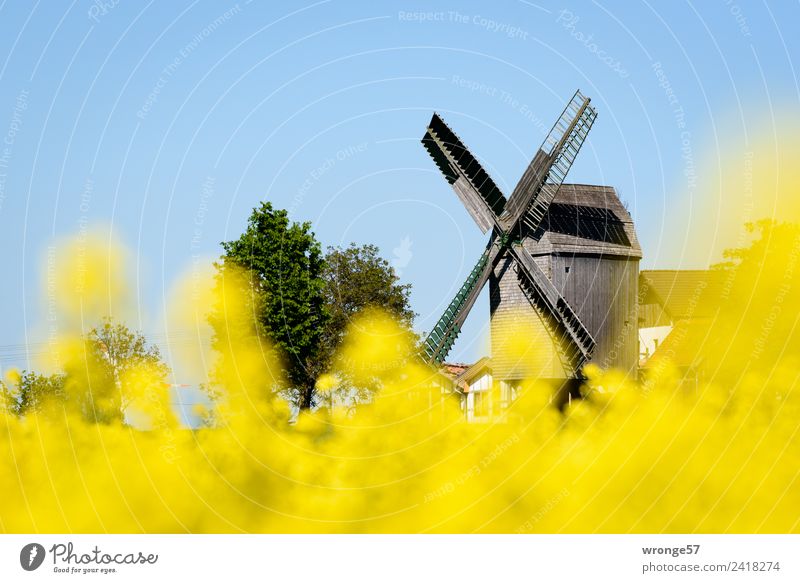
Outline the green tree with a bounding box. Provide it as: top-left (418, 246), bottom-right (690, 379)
top-left (75, 318), bottom-right (170, 423)
top-left (316, 244), bottom-right (415, 385)
top-left (217, 202), bottom-right (327, 409)
top-left (1, 318), bottom-right (169, 423)
top-left (1, 370), bottom-right (65, 416)
top-left (85, 318), bottom-right (170, 393)
top-left (214, 203), bottom-right (417, 411)
top-left (708, 220), bottom-right (800, 379)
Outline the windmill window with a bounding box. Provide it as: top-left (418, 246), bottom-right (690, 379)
top-left (565, 266), bottom-right (571, 273)
top-left (536, 203), bottom-right (631, 246)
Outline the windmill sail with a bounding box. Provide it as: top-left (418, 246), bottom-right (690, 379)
top-left (423, 241), bottom-right (500, 364)
top-left (421, 90), bottom-right (599, 376)
top-left (422, 113), bottom-right (507, 233)
top-left (508, 243), bottom-right (596, 375)
top-left (501, 90), bottom-right (597, 234)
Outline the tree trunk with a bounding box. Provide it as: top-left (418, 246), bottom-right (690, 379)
top-left (299, 385), bottom-right (315, 410)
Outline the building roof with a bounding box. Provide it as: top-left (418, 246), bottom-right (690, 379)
top-left (521, 184), bottom-right (640, 258)
top-left (641, 318), bottom-right (710, 369)
top-left (440, 362), bottom-right (470, 378)
top-left (640, 270), bottom-right (727, 320)
top-left (439, 358), bottom-right (492, 393)
top-left (456, 356), bottom-right (492, 388)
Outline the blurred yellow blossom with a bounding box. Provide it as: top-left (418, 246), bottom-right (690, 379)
top-left (2, 141), bottom-right (800, 534)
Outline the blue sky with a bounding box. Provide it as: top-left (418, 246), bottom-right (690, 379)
top-left (0, 0), bottom-right (797, 375)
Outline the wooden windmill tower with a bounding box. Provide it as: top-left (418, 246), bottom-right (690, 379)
top-left (421, 90), bottom-right (641, 390)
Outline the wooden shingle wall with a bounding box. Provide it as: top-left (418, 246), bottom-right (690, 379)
top-left (489, 184), bottom-right (641, 381)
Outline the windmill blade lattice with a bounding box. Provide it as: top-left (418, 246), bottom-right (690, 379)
top-left (422, 113), bottom-right (507, 233)
top-left (502, 90), bottom-right (597, 235)
top-left (422, 239), bottom-right (500, 364)
top-left (508, 243), bottom-right (596, 373)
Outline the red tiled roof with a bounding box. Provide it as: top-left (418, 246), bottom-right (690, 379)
top-left (441, 363), bottom-right (470, 378)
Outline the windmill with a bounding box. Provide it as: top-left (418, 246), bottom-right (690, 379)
top-left (421, 90), bottom-right (640, 383)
